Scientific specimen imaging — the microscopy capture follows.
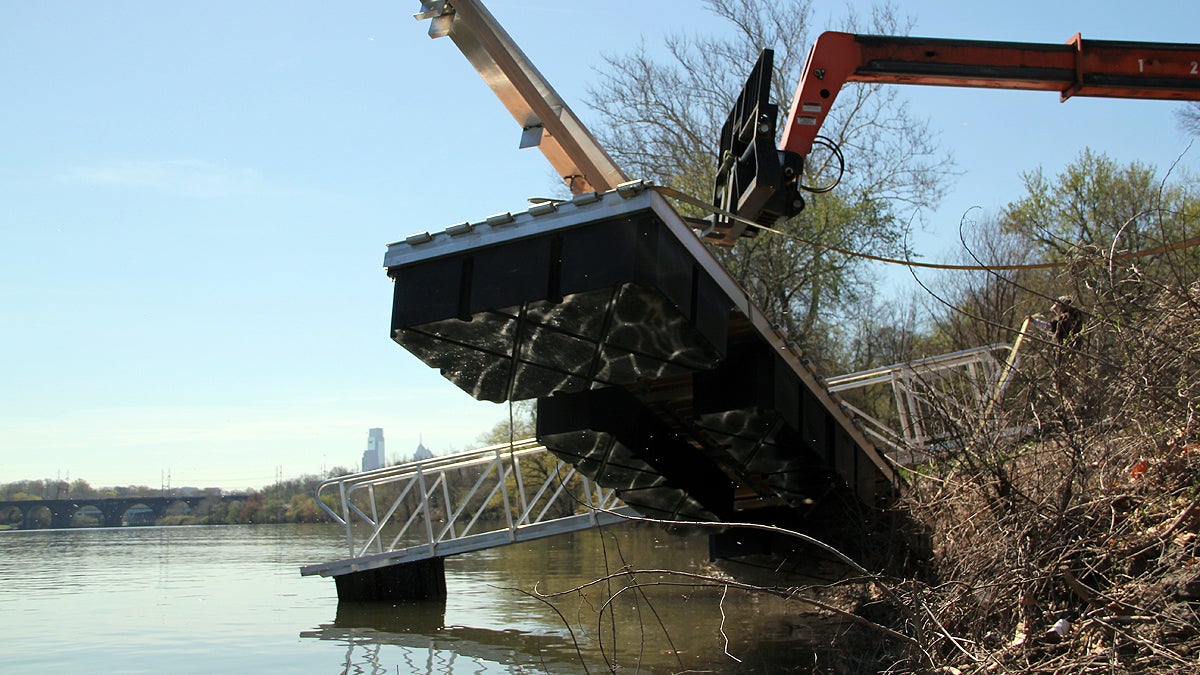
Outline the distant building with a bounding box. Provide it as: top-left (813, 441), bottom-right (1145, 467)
top-left (362, 428), bottom-right (386, 471)
top-left (413, 440), bottom-right (434, 462)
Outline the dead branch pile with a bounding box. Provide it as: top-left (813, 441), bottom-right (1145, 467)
top-left (516, 275), bottom-right (1199, 674)
top-left (891, 279), bottom-right (1200, 673)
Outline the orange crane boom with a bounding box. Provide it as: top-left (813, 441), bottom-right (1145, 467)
top-left (714, 32), bottom-right (1200, 242)
top-left (782, 32), bottom-right (1200, 158)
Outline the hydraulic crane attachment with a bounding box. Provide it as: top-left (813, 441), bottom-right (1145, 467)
top-left (712, 49), bottom-right (807, 241)
top-left (712, 32), bottom-right (1200, 243)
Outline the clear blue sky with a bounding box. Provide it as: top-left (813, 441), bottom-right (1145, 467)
top-left (2, 1), bottom-right (1196, 490)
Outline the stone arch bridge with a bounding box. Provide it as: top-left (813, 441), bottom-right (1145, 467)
top-left (0, 496), bottom-right (245, 530)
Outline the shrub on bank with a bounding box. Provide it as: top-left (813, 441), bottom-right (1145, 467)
top-left (876, 280), bottom-right (1200, 672)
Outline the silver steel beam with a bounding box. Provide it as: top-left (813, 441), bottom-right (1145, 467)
top-left (414, 0), bottom-right (628, 194)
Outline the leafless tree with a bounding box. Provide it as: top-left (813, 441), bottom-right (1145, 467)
top-left (585, 0), bottom-right (954, 369)
top-left (1176, 101), bottom-right (1200, 136)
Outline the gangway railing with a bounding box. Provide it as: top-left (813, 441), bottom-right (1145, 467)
top-left (826, 344), bottom-right (1020, 462)
top-left (304, 337), bottom-right (1032, 580)
top-left (301, 440), bottom-right (634, 578)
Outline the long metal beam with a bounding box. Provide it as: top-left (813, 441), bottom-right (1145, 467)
top-left (415, 0), bottom-right (628, 194)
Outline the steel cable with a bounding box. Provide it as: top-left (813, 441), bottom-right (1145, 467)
top-left (650, 185), bottom-right (1200, 271)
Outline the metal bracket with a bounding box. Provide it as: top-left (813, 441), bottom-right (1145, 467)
top-left (519, 124), bottom-right (544, 149)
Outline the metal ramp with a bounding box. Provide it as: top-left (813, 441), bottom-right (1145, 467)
top-left (302, 343), bottom-right (1027, 581)
top-left (301, 440), bottom-right (634, 579)
top-left (826, 344), bottom-right (1021, 464)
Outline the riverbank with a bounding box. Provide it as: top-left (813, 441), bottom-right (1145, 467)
top-left (838, 282), bottom-right (1200, 672)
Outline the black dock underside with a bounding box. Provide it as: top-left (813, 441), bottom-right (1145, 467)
top-left (386, 194), bottom-right (887, 526)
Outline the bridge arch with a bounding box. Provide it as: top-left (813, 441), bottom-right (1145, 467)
top-left (69, 504), bottom-right (104, 527)
top-left (118, 502), bottom-right (157, 526)
top-left (23, 504), bottom-right (52, 529)
top-left (146, 499), bottom-right (197, 525)
top-left (0, 504), bottom-right (23, 529)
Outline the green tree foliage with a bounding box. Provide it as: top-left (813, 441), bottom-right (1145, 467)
top-left (1000, 149), bottom-right (1199, 268)
top-left (288, 493), bottom-right (322, 522)
top-left (585, 0), bottom-right (952, 369)
top-left (475, 400), bottom-right (536, 446)
top-left (69, 478), bottom-right (100, 499)
top-left (1, 479), bottom-right (70, 500)
top-left (0, 470), bottom-right (346, 527)
top-left (722, 192), bottom-right (904, 351)
top-left (930, 150), bottom-right (1200, 353)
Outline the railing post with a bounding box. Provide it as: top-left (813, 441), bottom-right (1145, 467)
top-left (417, 463), bottom-right (436, 557)
top-left (582, 476), bottom-right (598, 525)
top-left (891, 371), bottom-right (913, 447)
top-left (497, 447), bottom-right (516, 540)
top-left (440, 476), bottom-right (456, 539)
top-left (338, 479), bottom-right (354, 557)
top-left (903, 369), bottom-right (927, 449)
top-left (513, 452), bottom-right (528, 522)
top-left (367, 484), bottom-right (382, 554)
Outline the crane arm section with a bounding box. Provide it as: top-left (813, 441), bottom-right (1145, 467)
top-left (781, 32), bottom-right (1200, 158)
top-left (414, 0), bottom-right (628, 194)
top-left (711, 31), bottom-right (1200, 244)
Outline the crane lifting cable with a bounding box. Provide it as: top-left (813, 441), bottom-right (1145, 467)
top-left (654, 184), bottom-right (1200, 272)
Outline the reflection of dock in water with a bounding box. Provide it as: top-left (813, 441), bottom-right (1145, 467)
top-left (300, 600), bottom-right (589, 674)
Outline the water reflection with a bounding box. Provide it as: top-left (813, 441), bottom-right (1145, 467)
top-left (303, 599), bottom-right (589, 674)
top-left (300, 524), bottom-right (833, 673)
top-left (3, 522), bottom-right (834, 673)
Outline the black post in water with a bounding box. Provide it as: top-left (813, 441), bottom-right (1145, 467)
top-left (332, 558), bottom-right (447, 602)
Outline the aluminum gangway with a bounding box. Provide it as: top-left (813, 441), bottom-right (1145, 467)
top-left (303, 342), bottom-right (1025, 584)
top-left (826, 343), bottom-right (1023, 464)
top-left (301, 439), bottom-right (635, 579)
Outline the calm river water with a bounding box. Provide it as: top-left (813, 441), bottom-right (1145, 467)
top-left (0, 522), bottom-right (833, 673)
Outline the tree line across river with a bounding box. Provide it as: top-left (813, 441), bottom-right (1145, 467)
top-left (0, 426), bottom-right (526, 530)
top-left (0, 472), bottom-right (354, 528)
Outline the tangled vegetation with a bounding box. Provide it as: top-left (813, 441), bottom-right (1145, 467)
top-left (480, 169), bottom-right (1198, 672)
top-left (849, 285), bottom-right (1195, 672)
top-left (499, 136), bottom-right (1199, 669)
top-left (728, 152), bottom-right (1200, 672)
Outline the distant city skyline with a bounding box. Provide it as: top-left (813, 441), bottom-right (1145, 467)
top-left (361, 428), bottom-right (386, 472)
top-left (413, 439), bottom-right (434, 462)
top-left (360, 428), bottom-right (439, 472)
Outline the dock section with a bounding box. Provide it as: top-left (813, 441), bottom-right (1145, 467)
top-left (385, 182), bottom-right (894, 527)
